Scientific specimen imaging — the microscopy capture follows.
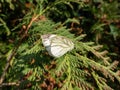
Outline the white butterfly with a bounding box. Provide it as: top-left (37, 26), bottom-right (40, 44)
top-left (41, 34), bottom-right (74, 58)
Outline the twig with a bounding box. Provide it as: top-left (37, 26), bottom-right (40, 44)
top-left (0, 47), bottom-right (18, 85)
top-left (0, 15), bottom-right (39, 86)
top-left (0, 82), bottom-right (20, 87)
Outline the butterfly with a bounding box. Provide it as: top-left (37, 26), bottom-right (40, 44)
top-left (41, 34), bottom-right (74, 58)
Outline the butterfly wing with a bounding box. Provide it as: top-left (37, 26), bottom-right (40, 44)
top-left (49, 35), bottom-right (74, 57)
top-left (49, 45), bottom-right (66, 57)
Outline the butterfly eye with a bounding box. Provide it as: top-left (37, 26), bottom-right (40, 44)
top-left (41, 34), bottom-right (74, 58)
top-left (41, 34), bottom-right (51, 39)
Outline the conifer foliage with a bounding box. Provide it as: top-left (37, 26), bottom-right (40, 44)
top-left (0, 0), bottom-right (120, 90)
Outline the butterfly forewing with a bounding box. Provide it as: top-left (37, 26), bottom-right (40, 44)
top-left (51, 36), bottom-right (73, 48)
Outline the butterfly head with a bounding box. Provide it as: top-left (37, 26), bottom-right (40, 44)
top-left (41, 34), bottom-right (56, 47)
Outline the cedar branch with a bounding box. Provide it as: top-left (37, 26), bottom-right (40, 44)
top-left (0, 15), bottom-right (39, 85)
